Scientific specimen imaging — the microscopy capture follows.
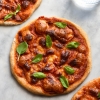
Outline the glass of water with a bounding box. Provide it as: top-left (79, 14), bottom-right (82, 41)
top-left (72, 0), bottom-right (100, 10)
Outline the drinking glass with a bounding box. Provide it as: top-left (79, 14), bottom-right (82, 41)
top-left (72, 0), bottom-right (100, 10)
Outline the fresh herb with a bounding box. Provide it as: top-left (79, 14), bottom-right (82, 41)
top-left (64, 66), bottom-right (75, 74)
top-left (66, 41), bottom-right (79, 49)
top-left (32, 72), bottom-right (46, 79)
top-left (4, 4), bottom-right (21, 20)
top-left (60, 76), bottom-right (69, 88)
top-left (97, 92), bottom-right (100, 98)
top-left (14, 4), bottom-right (21, 14)
top-left (4, 13), bottom-right (14, 21)
top-left (32, 54), bottom-right (43, 63)
top-left (17, 41), bottom-right (28, 61)
top-left (46, 35), bottom-right (52, 48)
top-left (54, 22), bottom-right (67, 28)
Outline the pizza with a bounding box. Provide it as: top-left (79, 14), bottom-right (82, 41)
top-left (72, 77), bottom-right (100, 100)
top-left (10, 16), bottom-right (91, 96)
top-left (0, 0), bottom-right (42, 25)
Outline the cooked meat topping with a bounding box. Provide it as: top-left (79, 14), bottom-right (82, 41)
top-left (24, 34), bottom-right (33, 41)
top-left (21, 0), bottom-right (30, 8)
top-left (15, 15), bottom-right (22, 21)
top-left (15, 16), bottom-right (89, 94)
top-left (73, 78), bottom-right (100, 99)
top-left (24, 62), bottom-right (31, 70)
top-left (42, 74), bottom-right (64, 93)
top-left (46, 49), bottom-right (54, 55)
top-left (35, 20), bottom-right (48, 34)
top-left (39, 37), bottom-right (46, 47)
top-left (0, 0), bottom-right (38, 21)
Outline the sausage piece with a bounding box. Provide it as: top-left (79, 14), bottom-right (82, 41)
top-left (21, 0), bottom-right (30, 8)
top-left (35, 20), bottom-right (48, 34)
top-left (42, 74), bottom-right (63, 94)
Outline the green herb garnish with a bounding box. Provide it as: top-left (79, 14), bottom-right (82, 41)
top-left (32, 72), bottom-right (46, 79)
top-left (32, 54), bottom-right (43, 63)
top-left (64, 66), bottom-right (75, 74)
top-left (66, 41), bottom-right (79, 49)
top-left (4, 13), bottom-right (14, 21)
top-left (16, 41), bottom-right (28, 61)
top-left (97, 92), bottom-right (100, 98)
top-left (60, 76), bottom-right (69, 88)
top-left (46, 35), bottom-right (52, 48)
top-left (54, 22), bottom-right (67, 28)
top-left (4, 4), bottom-right (21, 21)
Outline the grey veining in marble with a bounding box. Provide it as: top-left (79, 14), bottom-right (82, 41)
top-left (0, 0), bottom-right (100, 100)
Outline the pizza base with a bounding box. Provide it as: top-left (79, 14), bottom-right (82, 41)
top-left (10, 17), bottom-right (91, 96)
top-left (0, 0), bottom-right (42, 25)
top-left (72, 77), bottom-right (100, 100)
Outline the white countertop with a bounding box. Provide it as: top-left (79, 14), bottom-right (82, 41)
top-left (0, 0), bottom-right (100, 100)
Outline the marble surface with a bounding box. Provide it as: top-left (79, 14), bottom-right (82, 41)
top-left (0, 0), bottom-right (100, 100)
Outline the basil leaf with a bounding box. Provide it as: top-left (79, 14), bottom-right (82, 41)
top-left (46, 35), bottom-right (52, 48)
top-left (32, 72), bottom-right (46, 79)
top-left (60, 76), bottom-right (69, 88)
top-left (54, 22), bottom-right (67, 28)
top-left (32, 54), bottom-right (43, 63)
top-left (4, 13), bottom-right (14, 21)
top-left (15, 4), bottom-right (21, 14)
top-left (66, 41), bottom-right (79, 49)
top-left (17, 41), bottom-right (28, 60)
top-left (64, 66), bottom-right (75, 74)
top-left (97, 92), bottom-right (100, 98)
top-left (4, 4), bottom-right (21, 20)
top-left (17, 41), bottom-right (28, 55)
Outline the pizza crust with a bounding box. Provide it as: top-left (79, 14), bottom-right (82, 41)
top-left (72, 77), bottom-right (100, 100)
top-left (0, 0), bottom-right (42, 25)
top-left (10, 17), bottom-right (91, 96)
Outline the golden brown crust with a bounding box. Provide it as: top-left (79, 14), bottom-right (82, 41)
top-left (10, 16), bottom-right (91, 96)
top-left (0, 0), bottom-right (42, 25)
top-left (72, 77), bottom-right (100, 100)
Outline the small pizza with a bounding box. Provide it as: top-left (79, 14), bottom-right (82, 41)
top-left (0, 0), bottom-right (42, 25)
top-left (10, 16), bottom-right (91, 96)
top-left (72, 77), bottom-right (100, 100)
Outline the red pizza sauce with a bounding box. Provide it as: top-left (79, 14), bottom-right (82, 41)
top-left (0, 0), bottom-right (37, 21)
top-left (14, 16), bottom-right (89, 94)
